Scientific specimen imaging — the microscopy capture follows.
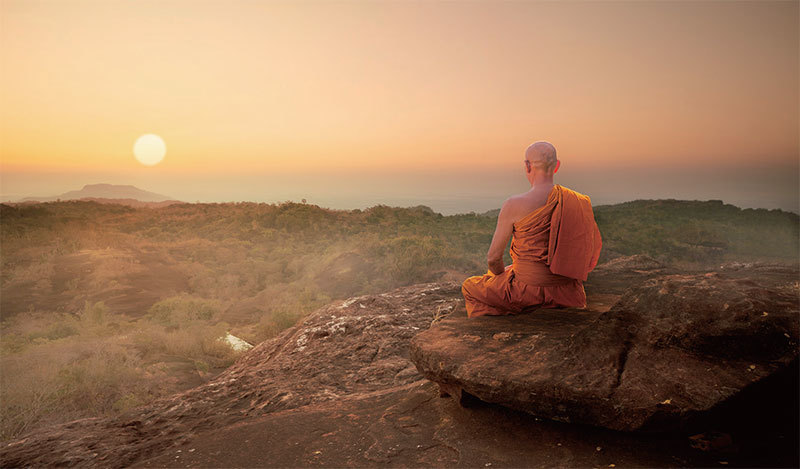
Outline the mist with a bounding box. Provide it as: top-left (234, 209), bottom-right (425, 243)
top-left (2, 161), bottom-right (797, 215)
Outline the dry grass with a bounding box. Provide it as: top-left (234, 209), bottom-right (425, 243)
top-left (0, 334), bottom-right (148, 440)
top-left (0, 298), bottom-right (241, 442)
top-left (5, 256), bottom-right (55, 285)
top-left (85, 249), bottom-right (145, 290)
top-left (253, 308), bottom-right (304, 343)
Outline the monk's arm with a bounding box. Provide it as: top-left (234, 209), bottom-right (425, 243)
top-left (486, 199), bottom-right (515, 275)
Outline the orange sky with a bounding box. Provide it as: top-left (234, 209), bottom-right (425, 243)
top-left (1, 0), bottom-right (798, 212)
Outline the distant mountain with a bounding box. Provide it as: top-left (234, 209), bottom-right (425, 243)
top-left (16, 183), bottom-right (179, 204)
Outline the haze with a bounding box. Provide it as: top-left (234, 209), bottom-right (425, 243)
top-left (1, 0), bottom-right (797, 214)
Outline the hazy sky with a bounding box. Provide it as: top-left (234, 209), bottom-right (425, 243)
top-left (1, 0), bottom-right (798, 214)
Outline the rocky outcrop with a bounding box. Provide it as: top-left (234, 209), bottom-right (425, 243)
top-left (410, 263), bottom-right (799, 432)
top-left (2, 259), bottom-right (797, 468)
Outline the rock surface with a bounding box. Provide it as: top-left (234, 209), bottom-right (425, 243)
top-left (1, 258), bottom-right (797, 468)
top-left (410, 263), bottom-right (799, 432)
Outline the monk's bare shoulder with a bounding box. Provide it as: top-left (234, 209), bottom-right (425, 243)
top-left (499, 194), bottom-right (529, 221)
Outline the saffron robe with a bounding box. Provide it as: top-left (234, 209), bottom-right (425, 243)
top-left (462, 184), bottom-right (602, 318)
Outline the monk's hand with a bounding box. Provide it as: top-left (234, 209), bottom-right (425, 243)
top-left (488, 258), bottom-right (505, 276)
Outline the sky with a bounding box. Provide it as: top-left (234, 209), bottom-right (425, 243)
top-left (1, 0), bottom-right (798, 214)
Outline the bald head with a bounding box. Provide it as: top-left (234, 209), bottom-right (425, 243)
top-left (525, 141), bottom-right (558, 173)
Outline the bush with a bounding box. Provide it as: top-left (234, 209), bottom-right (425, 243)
top-left (130, 318), bottom-right (236, 367)
top-left (0, 339), bottom-right (149, 441)
top-left (43, 315), bottom-right (80, 340)
top-left (146, 294), bottom-right (221, 328)
top-left (79, 300), bottom-right (108, 327)
top-left (255, 309), bottom-right (302, 341)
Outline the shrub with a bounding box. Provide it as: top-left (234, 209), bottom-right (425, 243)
top-left (0, 339), bottom-right (149, 441)
top-left (79, 300), bottom-right (108, 327)
top-left (255, 309), bottom-right (302, 341)
top-left (146, 294), bottom-right (221, 328)
top-left (43, 316), bottom-right (80, 340)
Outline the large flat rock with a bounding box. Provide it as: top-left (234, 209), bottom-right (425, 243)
top-left (410, 264), bottom-right (799, 432)
top-left (133, 379), bottom-right (797, 469)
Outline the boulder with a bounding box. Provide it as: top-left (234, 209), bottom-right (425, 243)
top-left (410, 264), bottom-right (799, 432)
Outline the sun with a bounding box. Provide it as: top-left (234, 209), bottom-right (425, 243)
top-left (133, 134), bottom-right (166, 166)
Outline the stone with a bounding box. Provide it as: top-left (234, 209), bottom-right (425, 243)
top-left (409, 264), bottom-right (799, 432)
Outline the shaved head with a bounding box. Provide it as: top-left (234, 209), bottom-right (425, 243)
top-left (524, 141), bottom-right (558, 173)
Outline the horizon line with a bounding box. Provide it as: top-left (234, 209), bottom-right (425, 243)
top-left (3, 195), bottom-right (798, 217)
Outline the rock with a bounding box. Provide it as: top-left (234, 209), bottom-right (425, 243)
top-left (688, 432), bottom-right (734, 452)
top-left (409, 264), bottom-right (799, 432)
top-left (132, 379), bottom-right (753, 469)
top-left (584, 254), bottom-right (676, 309)
top-left (593, 254), bottom-right (665, 272)
top-left (217, 332), bottom-right (254, 352)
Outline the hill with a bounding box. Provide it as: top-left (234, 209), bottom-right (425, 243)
top-left (593, 198), bottom-right (799, 266)
top-left (15, 183), bottom-right (179, 204)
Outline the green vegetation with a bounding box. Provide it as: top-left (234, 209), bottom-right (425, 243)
top-left (593, 199), bottom-right (799, 267)
top-left (0, 198), bottom-right (797, 441)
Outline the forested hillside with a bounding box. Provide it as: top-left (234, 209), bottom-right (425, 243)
top-left (593, 199), bottom-right (799, 266)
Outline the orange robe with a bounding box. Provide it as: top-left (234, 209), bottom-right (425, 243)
top-left (462, 184), bottom-right (602, 318)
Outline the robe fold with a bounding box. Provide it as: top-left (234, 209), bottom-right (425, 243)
top-left (462, 184), bottom-right (602, 318)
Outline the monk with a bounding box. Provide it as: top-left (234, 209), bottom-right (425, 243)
top-left (462, 141), bottom-right (602, 318)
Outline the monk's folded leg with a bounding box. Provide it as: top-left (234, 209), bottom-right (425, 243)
top-left (540, 281), bottom-right (587, 309)
top-left (461, 271), bottom-right (518, 318)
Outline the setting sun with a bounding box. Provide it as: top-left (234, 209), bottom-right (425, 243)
top-left (133, 134), bottom-right (166, 166)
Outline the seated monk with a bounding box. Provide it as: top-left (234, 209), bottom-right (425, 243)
top-left (462, 141), bottom-right (602, 318)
